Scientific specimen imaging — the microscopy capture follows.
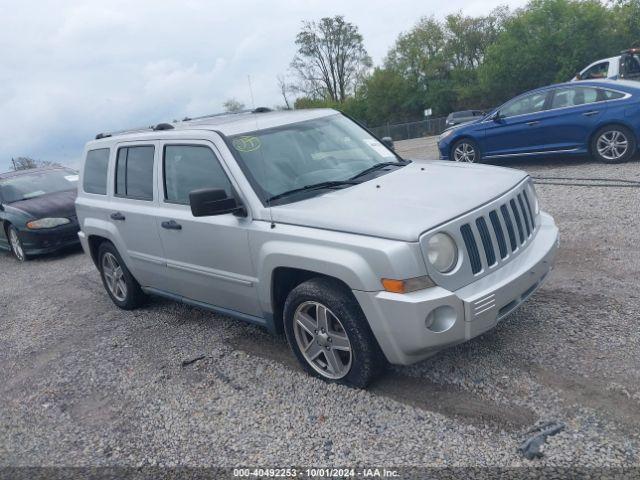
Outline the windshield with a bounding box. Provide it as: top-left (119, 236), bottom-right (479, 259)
top-left (227, 114), bottom-right (403, 203)
top-left (0, 169), bottom-right (78, 203)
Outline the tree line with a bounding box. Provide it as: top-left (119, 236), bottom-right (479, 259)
top-left (279, 0), bottom-right (640, 127)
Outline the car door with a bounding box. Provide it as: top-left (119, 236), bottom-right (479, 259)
top-left (541, 86), bottom-right (607, 151)
top-left (155, 141), bottom-right (261, 317)
top-left (108, 142), bottom-right (167, 289)
top-left (482, 90), bottom-right (552, 157)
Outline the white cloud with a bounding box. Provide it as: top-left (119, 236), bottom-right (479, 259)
top-left (0, 0), bottom-right (527, 170)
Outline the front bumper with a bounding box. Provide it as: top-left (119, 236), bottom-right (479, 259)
top-left (20, 221), bottom-right (81, 255)
top-left (353, 212), bottom-right (559, 365)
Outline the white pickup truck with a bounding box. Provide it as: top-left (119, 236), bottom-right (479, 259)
top-left (574, 48), bottom-right (640, 81)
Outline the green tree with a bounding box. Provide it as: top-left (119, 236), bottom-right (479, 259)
top-left (479, 0), bottom-right (618, 105)
top-left (291, 16), bottom-right (372, 102)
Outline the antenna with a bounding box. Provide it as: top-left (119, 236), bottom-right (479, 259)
top-left (248, 75), bottom-right (255, 109)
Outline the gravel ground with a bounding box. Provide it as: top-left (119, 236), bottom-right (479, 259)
top-left (0, 139), bottom-right (639, 471)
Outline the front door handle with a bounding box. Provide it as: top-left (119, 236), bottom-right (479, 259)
top-left (110, 212), bottom-right (125, 221)
top-left (583, 110), bottom-right (600, 117)
top-left (526, 121), bottom-right (540, 126)
top-left (161, 220), bottom-right (182, 230)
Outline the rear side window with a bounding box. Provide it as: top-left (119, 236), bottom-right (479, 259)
top-left (115, 146), bottom-right (155, 200)
top-left (163, 145), bottom-right (233, 205)
top-left (551, 87), bottom-right (599, 109)
top-left (602, 89), bottom-right (626, 100)
top-left (83, 148), bottom-right (110, 195)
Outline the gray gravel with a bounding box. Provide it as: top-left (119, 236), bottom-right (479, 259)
top-left (0, 139), bottom-right (639, 468)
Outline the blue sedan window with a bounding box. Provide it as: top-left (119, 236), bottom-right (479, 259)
top-left (551, 87), bottom-right (599, 109)
top-left (500, 92), bottom-right (548, 118)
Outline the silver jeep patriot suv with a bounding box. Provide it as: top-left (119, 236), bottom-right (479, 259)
top-left (76, 108), bottom-right (559, 388)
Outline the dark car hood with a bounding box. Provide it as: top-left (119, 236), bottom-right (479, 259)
top-left (8, 189), bottom-right (77, 219)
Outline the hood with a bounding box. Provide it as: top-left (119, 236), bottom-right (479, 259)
top-left (7, 189), bottom-right (77, 219)
top-left (270, 161), bottom-right (527, 241)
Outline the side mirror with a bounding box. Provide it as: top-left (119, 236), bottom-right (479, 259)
top-left (575, 72), bottom-right (582, 80)
top-left (189, 188), bottom-right (245, 217)
top-left (491, 111), bottom-right (503, 122)
top-left (381, 136), bottom-right (395, 151)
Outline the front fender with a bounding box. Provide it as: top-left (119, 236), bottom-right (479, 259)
top-left (257, 240), bottom-right (377, 313)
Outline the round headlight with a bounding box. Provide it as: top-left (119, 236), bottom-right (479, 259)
top-left (427, 233), bottom-right (458, 273)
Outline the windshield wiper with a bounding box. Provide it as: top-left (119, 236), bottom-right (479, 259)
top-left (266, 180), bottom-right (359, 203)
top-left (348, 161), bottom-right (405, 181)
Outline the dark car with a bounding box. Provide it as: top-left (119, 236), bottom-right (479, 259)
top-left (445, 110), bottom-right (484, 127)
top-left (438, 80), bottom-right (640, 164)
top-left (0, 167), bottom-right (80, 261)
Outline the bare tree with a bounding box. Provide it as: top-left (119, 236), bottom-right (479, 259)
top-left (276, 74), bottom-right (292, 109)
top-left (290, 16), bottom-right (372, 102)
top-left (11, 157), bottom-right (63, 171)
top-left (222, 98), bottom-right (245, 113)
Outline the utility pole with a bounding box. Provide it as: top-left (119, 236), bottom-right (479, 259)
top-left (11, 158), bottom-right (17, 170)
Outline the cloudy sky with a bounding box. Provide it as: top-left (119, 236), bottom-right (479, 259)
top-left (0, 0), bottom-right (528, 171)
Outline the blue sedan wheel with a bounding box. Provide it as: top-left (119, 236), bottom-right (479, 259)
top-left (592, 125), bottom-right (636, 164)
top-left (452, 140), bottom-right (480, 163)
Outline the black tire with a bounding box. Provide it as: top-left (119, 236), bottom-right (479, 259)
top-left (7, 225), bottom-right (28, 262)
top-left (283, 277), bottom-right (385, 388)
top-left (451, 139), bottom-right (481, 163)
top-left (97, 241), bottom-right (146, 310)
top-left (591, 125), bottom-right (637, 164)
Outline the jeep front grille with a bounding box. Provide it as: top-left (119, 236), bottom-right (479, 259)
top-left (459, 187), bottom-right (537, 275)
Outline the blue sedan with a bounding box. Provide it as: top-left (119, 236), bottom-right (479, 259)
top-left (437, 80), bottom-right (640, 164)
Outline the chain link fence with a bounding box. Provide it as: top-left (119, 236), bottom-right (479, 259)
top-left (369, 117), bottom-right (447, 141)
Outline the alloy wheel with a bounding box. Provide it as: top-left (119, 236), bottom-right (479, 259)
top-left (293, 301), bottom-right (353, 380)
top-left (101, 252), bottom-right (127, 302)
top-left (453, 142), bottom-right (477, 162)
top-left (8, 228), bottom-right (25, 261)
top-left (597, 130), bottom-right (628, 161)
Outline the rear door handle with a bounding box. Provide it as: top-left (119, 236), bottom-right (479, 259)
top-left (110, 212), bottom-right (125, 221)
top-left (161, 220), bottom-right (182, 230)
top-left (583, 110), bottom-right (600, 117)
top-left (526, 121), bottom-right (539, 126)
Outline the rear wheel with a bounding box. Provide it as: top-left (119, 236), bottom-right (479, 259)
top-left (98, 242), bottom-right (146, 309)
top-left (283, 277), bottom-right (384, 388)
top-left (8, 225), bottom-right (27, 262)
top-left (591, 125), bottom-right (636, 163)
top-left (451, 139), bottom-right (481, 163)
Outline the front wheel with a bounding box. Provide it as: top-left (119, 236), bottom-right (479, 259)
top-left (451, 139), bottom-right (481, 163)
top-left (8, 225), bottom-right (27, 262)
top-left (283, 277), bottom-right (385, 388)
top-left (98, 242), bottom-right (146, 310)
top-left (591, 125), bottom-right (636, 163)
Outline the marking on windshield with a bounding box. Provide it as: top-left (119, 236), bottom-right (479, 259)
top-left (233, 136), bottom-right (262, 152)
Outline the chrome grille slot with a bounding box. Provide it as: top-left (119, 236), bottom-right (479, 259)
top-left (500, 204), bottom-right (517, 251)
top-left (460, 224), bottom-right (482, 274)
top-left (522, 190), bottom-right (535, 228)
top-left (510, 199), bottom-right (525, 244)
top-left (475, 217), bottom-right (496, 266)
top-left (518, 194), bottom-right (531, 237)
top-left (489, 210), bottom-right (508, 259)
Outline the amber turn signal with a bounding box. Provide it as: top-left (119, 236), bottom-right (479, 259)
top-left (381, 276), bottom-right (436, 294)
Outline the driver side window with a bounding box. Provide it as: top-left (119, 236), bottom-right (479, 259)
top-left (582, 62), bottom-right (609, 80)
top-left (163, 145), bottom-right (233, 205)
top-left (500, 91), bottom-right (549, 118)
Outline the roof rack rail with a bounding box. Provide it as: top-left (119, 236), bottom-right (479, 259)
top-left (94, 107), bottom-right (272, 140)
